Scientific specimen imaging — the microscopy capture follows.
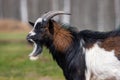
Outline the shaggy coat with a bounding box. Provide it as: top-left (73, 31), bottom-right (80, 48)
top-left (44, 20), bottom-right (120, 80)
top-left (27, 14), bottom-right (120, 80)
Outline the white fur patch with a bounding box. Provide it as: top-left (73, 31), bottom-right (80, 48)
top-left (85, 43), bottom-right (120, 80)
top-left (28, 18), bottom-right (43, 36)
top-left (29, 31), bottom-right (36, 36)
top-left (29, 56), bottom-right (39, 61)
top-left (29, 39), bottom-right (37, 56)
top-left (29, 39), bottom-right (39, 61)
top-left (34, 18), bottom-right (42, 27)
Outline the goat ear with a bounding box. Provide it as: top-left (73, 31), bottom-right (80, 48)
top-left (48, 20), bottom-right (54, 35)
top-left (29, 21), bottom-right (34, 27)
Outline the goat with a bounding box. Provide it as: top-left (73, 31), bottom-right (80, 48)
top-left (26, 11), bottom-right (120, 80)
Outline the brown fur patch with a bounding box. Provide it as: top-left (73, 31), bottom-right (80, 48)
top-left (90, 73), bottom-right (116, 80)
top-left (100, 36), bottom-right (120, 59)
top-left (85, 43), bottom-right (94, 49)
top-left (90, 72), bottom-right (95, 80)
top-left (52, 21), bottom-right (73, 52)
top-left (105, 77), bottom-right (116, 80)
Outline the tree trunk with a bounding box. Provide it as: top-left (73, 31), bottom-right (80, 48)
top-left (20, 0), bottom-right (28, 22)
top-left (51, 0), bottom-right (59, 20)
top-left (114, 0), bottom-right (120, 28)
top-left (0, 0), bottom-right (3, 18)
top-left (84, 0), bottom-right (97, 30)
top-left (62, 0), bottom-right (71, 24)
top-left (97, 0), bottom-right (115, 31)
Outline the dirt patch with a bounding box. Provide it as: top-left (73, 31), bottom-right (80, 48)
top-left (0, 19), bottom-right (31, 33)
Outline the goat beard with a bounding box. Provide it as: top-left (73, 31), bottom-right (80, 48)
top-left (29, 40), bottom-right (43, 61)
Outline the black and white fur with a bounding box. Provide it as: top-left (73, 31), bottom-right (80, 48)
top-left (27, 11), bottom-right (120, 80)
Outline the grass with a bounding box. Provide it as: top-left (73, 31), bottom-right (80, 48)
top-left (0, 32), bottom-right (65, 80)
top-left (0, 33), bottom-right (27, 40)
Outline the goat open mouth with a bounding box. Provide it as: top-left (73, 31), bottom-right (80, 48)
top-left (28, 39), bottom-right (43, 60)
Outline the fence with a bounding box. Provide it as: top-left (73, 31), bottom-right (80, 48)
top-left (0, 0), bottom-right (120, 31)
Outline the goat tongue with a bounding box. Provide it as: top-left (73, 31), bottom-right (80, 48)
top-left (29, 40), bottom-right (43, 60)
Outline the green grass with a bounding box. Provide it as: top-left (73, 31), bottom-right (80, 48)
top-left (0, 33), bottom-right (64, 80)
top-left (0, 33), bottom-right (27, 40)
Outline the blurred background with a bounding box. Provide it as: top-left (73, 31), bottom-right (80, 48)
top-left (1, 0), bottom-right (120, 31)
top-left (0, 0), bottom-right (120, 80)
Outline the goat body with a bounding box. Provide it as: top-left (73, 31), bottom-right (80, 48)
top-left (45, 22), bottom-right (120, 80)
top-left (27, 11), bottom-right (120, 80)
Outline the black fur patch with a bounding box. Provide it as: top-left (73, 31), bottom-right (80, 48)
top-left (44, 28), bottom-right (86, 80)
top-left (29, 21), bottom-right (34, 27)
top-left (38, 21), bottom-right (120, 80)
top-left (79, 29), bottom-right (120, 45)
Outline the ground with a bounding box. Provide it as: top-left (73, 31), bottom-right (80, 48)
top-left (0, 19), bottom-right (64, 80)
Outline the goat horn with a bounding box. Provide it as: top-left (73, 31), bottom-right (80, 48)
top-left (41, 11), bottom-right (71, 21)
